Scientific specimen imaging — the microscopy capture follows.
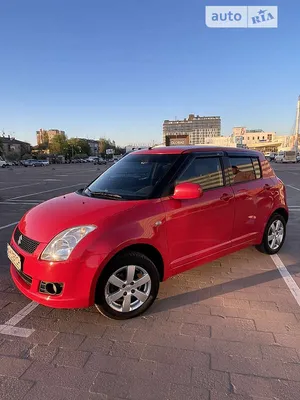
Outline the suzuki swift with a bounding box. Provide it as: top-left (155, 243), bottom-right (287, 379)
top-left (8, 146), bottom-right (288, 319)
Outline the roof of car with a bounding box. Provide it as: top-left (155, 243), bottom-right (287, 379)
top-left (134, 146), bottom-right (262, 156)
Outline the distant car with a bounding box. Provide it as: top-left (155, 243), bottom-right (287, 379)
top-left (297, 154), bottom-right (300, 163)
top-left (87, 157), bottom-right (98, 163)
top-left (32, 160), bottom-right (45, 167)
top-left (0, 159), bottom-right (7, 168)
top-left (275, 151), bottom-right (297, 163)
top-left (21, 159), bottom-right (39, 167)
top-left (94, 158), bottom-right (107, 165)
top-left (8, 146), bottom-right (288, 320)
top-left (38, 160), bottom-right (49, 166)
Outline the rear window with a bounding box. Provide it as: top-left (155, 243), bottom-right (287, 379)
top-left (229, 157), bottom-right (261, 184)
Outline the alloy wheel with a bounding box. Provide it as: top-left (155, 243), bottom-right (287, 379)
top-left (268, 220), bottom-right (284, 250)
top-left (104, 265), bottom-right (151, 313)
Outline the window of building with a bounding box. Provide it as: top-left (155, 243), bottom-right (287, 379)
top-left (229, 157), bottom-right (256, 184)
top-left (176, 157), bottom-right (224, 190)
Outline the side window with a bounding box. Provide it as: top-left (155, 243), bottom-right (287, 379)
top-left (176, 157), bottom-right (224, 190)
top-left (251, 158), bottom-right (262, 179)
top-left (229, 157), bottom-right (256, 184)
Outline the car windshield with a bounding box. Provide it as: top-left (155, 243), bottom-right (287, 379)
top-left (85, 153), bottom-right (179, 200)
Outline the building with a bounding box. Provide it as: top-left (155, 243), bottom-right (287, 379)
top-left (1, 136), bottom-right (31, 159)
top-left (125, 142), bottom-right (156, 153)
top-left (37, 129), bottom-right (66, 145)
top-left (125, 144), bottom-right (150, 153)
top-left (232, 127), bottom-right (282, 152)
top-left (163, 114), bottom-right (221, 146)
top-left (204, 136), bottom-right (236, 147)
top-left (78, 138), bottom-right (99, 156)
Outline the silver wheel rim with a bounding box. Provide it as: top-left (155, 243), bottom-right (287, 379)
top-left (104, 265), bottom-right (151, 313)
top-left (268, 220), bottom-right (284, 250)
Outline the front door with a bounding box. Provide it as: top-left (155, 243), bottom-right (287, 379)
top-left (162, 155), bottom-right (235, 273)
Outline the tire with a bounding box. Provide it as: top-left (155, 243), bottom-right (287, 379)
top-left (256, 213), bottom-right (286, 255)
top-left (95, 251), bottom-right (160, 320)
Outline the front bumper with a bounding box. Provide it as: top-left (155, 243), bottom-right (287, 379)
top-left (9, 232), bottom-right (107, 309)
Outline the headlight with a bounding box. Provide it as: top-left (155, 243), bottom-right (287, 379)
top-left (40, 225), bottom-right (96, 261)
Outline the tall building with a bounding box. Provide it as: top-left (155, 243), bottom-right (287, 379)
top-left (37, 129), bottom-right (66, 145)
top-left (163, 114), bottom-right (221, 146)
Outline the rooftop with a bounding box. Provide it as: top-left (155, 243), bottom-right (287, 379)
top-left (135, 145), bottom-right (261, 155)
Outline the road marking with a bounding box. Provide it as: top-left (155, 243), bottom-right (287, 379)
top-left (5, 301), bottom-right (39, 326)
top-left (271, 254), bottom-right (300, 307)
top-left (287, 185), bottom-right (300, 192)
top-left (0, 302), bottom-right (38, 337)
top-left (0, 325), bottom-right (34, 337)
top-left (0, 222), bottom-right (18, 231)
top-left (7, 183), bottom-right (85, 200)
top-left (0, 202), bottom-right (41, 205)
top-left (7, 199), bottom-right (43, 203)
top-left (0, 182), bottom-right (42, 192)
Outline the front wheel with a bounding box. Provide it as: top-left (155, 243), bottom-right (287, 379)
top-left (95, 251), bottom-right (160, 320)
top-left (256, 213), bottom-right (286, 255)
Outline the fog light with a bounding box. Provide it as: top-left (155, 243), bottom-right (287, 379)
top-left (39, 281), bottom-right (63, 295)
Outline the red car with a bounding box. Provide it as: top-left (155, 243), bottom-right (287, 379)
top-left (8, 146), bottom-right (288, 319)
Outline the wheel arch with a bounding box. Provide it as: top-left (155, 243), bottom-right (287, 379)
top-left (273, 207), bottom-right (289, 223)
top-left (103, 243), bottom-right (165, 282)
top-left (91, 243), bottom-right (165, 304)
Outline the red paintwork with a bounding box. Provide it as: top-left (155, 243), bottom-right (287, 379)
top-left (9, 147), bottom-right (288, 309)
top-left (173, 182), bottom-right (203, 200)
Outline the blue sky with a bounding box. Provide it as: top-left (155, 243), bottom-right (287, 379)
top-left (0, 0), bottom-right (299, 146)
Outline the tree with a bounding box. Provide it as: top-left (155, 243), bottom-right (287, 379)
top-left (20, 142), bottom-right (31, 158)
top-left (67, 138), bottom-right (91, 158)
top-left (0, 137), bottom-right (3, 156)
top-left (49, 135), bottom-right (68, 155)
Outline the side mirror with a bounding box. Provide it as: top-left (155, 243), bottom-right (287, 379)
top-left (172, 182), bottom-right (203, 200)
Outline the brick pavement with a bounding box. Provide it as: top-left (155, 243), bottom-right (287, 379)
top-left (0, 247), bottom-right (299, 399)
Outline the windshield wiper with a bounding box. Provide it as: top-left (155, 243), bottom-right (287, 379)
top-left (86, 189), bottom-right (123, 199)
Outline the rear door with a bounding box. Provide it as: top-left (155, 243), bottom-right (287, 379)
top-left (225, 153), bottom-right (268, 246)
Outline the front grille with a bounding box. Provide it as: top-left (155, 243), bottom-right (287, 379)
top-left (14, 227), bottom-right (40, 254)
top-left (16, 269), bottom-right (32, 286)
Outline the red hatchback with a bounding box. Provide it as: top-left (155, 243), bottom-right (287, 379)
top-left (8, 146), bottom-right (288, 319)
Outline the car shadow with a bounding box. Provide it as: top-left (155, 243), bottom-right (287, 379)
top-left (150, 264), bottom-right (300, 314)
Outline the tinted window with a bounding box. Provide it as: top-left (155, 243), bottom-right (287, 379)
top-left (229, 157), bottom-right (256, 184)
top-left (86, 153), bottom-right (179, 199)
top-left (176, 157), bottom-right (224, 190)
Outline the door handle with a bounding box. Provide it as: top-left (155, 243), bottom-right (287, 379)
top-left (220, 193), bottom-right (232, 201)
top-left (264, 184), bottom-right (271, 190)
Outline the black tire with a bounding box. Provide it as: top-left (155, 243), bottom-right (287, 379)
top-left (95, 251), bottom-right (160, 320)
top-left (256, 213), bottom-right (286, 255)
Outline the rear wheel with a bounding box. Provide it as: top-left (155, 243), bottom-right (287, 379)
top-left (256, 213), bottom-right (286, 254)
top-left (95, 251), bottom-right (160, 320)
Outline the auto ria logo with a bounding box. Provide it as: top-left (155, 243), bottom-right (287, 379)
top-left (205, 6), bottom-right (278, 28)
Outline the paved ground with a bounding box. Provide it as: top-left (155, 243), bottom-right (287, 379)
top-left (0, 162), bottom-right (300, 400)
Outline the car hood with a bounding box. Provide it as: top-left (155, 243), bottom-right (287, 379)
top-left (18, 192), bottom-right (137, 242)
